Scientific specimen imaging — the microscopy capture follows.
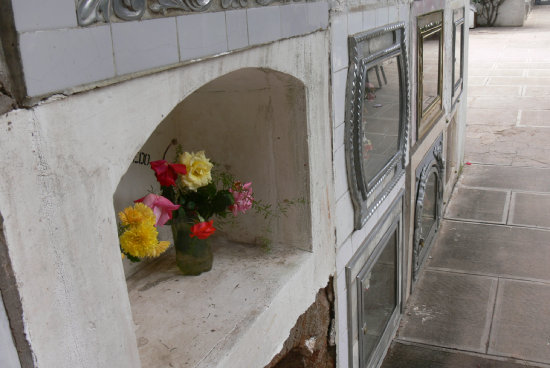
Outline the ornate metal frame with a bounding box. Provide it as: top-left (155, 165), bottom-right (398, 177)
top-left (412, 134), bottom-right (444, 284)
top-left (416, 11), bottom-right (444, 140)
top-left (76, 0), bottom-right (279, 26)
top-left (452, 8), bottom-right (466, 107)
top-left (345, 22), bottom-right (409, 230)
top-left (346, 191), bottom-right (403, 368)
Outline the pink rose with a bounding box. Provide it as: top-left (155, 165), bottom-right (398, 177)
top-left (135, 194), bottom-right (180, 227)
top-left (229, 182), bottom-right (253, 216)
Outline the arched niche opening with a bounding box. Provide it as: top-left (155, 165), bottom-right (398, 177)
top-left (113, 68), bottom-right (311, 277)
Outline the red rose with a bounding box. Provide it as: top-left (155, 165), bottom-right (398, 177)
top-left (150, 160), bottom-right (187, 187)
top-left (190, 220), bottom-right (216, 240)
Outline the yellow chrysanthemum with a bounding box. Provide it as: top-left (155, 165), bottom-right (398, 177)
top-left (178, 151), bottom-right (213, 191)
top-left (119, 203), bottom-right (156, 227)
top-left (119, 222), bottom-right (169, 259)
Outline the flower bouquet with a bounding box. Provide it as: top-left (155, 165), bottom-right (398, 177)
top-left (118, 142), bottom-right (253, 275)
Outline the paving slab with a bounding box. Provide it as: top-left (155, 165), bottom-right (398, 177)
top-left (382, 341), bottom-right (547, 368)
top-left (467, 108), bottom-right (518, 126)
top-left (509, 192), bottom-right (550, 228)
top-left (428, 221), bottom-right (550, 282)
top-left (398, 270), bottom-right (497, 353)
top-left (445, 188), bottom-right (508, 223)
top-left (519, 110), bottom-right (550, 127)
top-left (489, 279), bottom-right (550, 364)
top-left (468, 86), bottom-right (521, 97)
top-left (460, 165), bottom-right (550, 192)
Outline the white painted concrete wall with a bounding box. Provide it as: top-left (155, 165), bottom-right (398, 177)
top-left (0, 30), bottom-right (334, 367)
top-left (0, 291), bottom-right (21, 368)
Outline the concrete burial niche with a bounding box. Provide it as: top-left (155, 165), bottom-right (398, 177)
top-left (114, 67), bottom-right (311, 277)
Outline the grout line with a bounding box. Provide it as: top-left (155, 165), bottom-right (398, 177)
top-left (425, 267), bottom-right (550, 286)
top-left (503, 190), bottom-right (512, 225)
top-left (485, 278), bottom-right (500, 354)
top-left (443, 215), bottom-right (505, 226)
top-left (442, 218), bottom-right (550, 232)
top-left (392, 339), bottom-right (550, 368)
top-left (516, 109), bottom-right (522, 127)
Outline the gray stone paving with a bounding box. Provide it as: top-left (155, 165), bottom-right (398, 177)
top-left (383, 6), bottom-right (550, 367)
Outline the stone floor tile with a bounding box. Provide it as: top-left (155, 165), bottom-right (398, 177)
top-left (468, 86), bottom-right (521, 97)
top-left (461, 165), bottom-right (550, 192)
top-left (467, 108), bottom-right (518, 125)
top-left (489, 279), bottom-right (550, 364)
top-left (382, 341), bottom-right (545, 368)
top-left (428, 221), bottom-right (550, 282)
top-left (524, 86), bottom-right (550, 97)
top-left (509, 192), bottom-right (550, 228)
top-left (469, 96), bottom-right (550, 110)
top-left (445, 188), bottom-right (508, 223)
top-left (519, 110), bottom-right (550, 127)
top-left (488, 76), bottom-right (550, 86)
top-left (398, 270), bottom-right (497, 353)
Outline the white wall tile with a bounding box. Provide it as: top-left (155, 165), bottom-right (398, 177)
top-left (363, 9), bottom-right (376, 30)
top-left (281, 4), bottom-right (309, 38)
top-left (333, 122), bottom-right (345, 152)
top-left (399, 3), bottom-right (410, 23)
top-left (226, 10), bottom-right (249, 50)
top-left (19, 26), bottom-right (115, 97)
top-left (177, 13), bottom-right (228, 61)
top-left (112, 17), bottom-right (178, 76)
top-left (332, 67), bottom-right (348, 126)
top-left (375, 7), bottom-right (389, 27)
top-left (336, 236), bottom-right (353, 274)
top-left (334, 145), bottom-right (348, 201)
top-left (336, 290), bottom-right (349, 368)
top-left (347, 12), bottom-right (363, 35)
top-left (335, 191), bottom-right (354, 246)
top-left (307, 1), bottom-right (329, 30)
top-left (331, 15), bottom-right (348, 72)
top-left (247, 6), bottom-right (281, 45)
top-left (13, 0), bottom-right (77, 32)
top-left (389, 6), bottom-right (399, 23)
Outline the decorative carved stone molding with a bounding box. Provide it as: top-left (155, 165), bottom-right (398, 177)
top-left (77, 0), bottom-right (280, 26)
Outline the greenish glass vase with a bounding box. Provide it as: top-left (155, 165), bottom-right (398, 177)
top-left (171, 217), bottom-right (213, 276)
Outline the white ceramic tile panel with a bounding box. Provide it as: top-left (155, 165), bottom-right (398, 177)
top-left (19, 26), bottom-right (115, 97)
top-left (331, 14), bottom-right (348, 72)
top-left (399, 3), bottom-right (410, 22)
top-left (177, 13), bottom-right (228, 61)
top-left (347, 11), bottom-right (363, 35)
top-left (333, 122), bottom-right (345, 152)
top-left (375, 6), bottom-right (389, 27)
top-left (363, 9), bottom-right (376, 30)
top-left (351, 208), bottom-right (378, 253)
top-left (336, 236), bottom-right (353, 274)
top-left (247, 6), bottom-right (281, 45)
top-left (226, 9), bottom-right (249, 50)
top-left (336, 289), bottom-right (350, 368)
top-left (281, 3), bottom-right (309, 38)
top-left (389, 6), bottom-right (399, 23)
top-left (306, 1), bottom-right (329, 30)
top-left (332, 67), bottom-right (348, 126)
top-left (112, 17), bottom-right (179, 76)
top-left (335, 191), bottom-right (354, 246)
top-left (334, 145), bottom-right (348, 201)
top-left (12, 0), bottom-right (77, 32)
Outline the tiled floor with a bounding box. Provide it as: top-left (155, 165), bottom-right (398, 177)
top-left (382, 6), bottom-right (550, 367)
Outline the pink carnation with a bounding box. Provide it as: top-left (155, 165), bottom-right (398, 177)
top-left (229, 182), bottom-right (253, 216)
top-left (135, 194), bottom-right (180, 227)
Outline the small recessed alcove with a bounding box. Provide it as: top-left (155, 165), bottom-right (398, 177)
top-left (113, 68), bottom-right (314, 367)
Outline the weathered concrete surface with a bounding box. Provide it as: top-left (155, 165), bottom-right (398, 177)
top-left (265, 279), bottom-right (336, 368)
top-left (466, 6), bottom-right (550, 168)
top-left (0, 32), bottom-right (335, 368)
top-left (382, 341), bottom-right (549, 368)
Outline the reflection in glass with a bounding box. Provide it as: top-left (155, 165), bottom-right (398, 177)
top-left (422, 31), bottom-right (441, 111)
top-left (361, 56), bottom-right (400, 185)
top-left (454, 23), bottom-right (463, 89)
top-left (360, 231), bottom-right (397, 363)
top-left (421, 172), bottom-right (438, 241)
